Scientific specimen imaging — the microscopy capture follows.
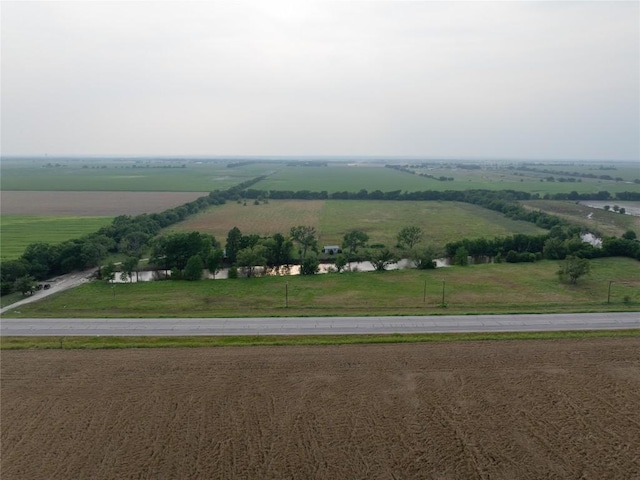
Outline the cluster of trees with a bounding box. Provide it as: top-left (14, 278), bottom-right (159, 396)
top-left (444, 227), bottom-right (640, 265)
top-left (603, 205), bottom-right (627, 214)
top-left (136, 224), bottom-right (438, 281)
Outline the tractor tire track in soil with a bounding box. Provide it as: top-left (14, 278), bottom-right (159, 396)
top-left (1, 338), bottom-right (639, 479)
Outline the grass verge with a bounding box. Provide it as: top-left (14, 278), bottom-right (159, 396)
top-left (2, 329), bottom-right (639, 350)
top-left (3, 258), bottom-right (638, 318)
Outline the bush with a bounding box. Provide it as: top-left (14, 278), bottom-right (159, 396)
top-left (300, 256), bottom-right (320, 275)
top-left (227, 266), bottom-right (238, 279)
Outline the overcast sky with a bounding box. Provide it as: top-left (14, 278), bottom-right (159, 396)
top-left (2, 1), bottom-right (638, 160)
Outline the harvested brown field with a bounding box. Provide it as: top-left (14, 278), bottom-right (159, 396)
top-left (0, 191), bottom-right (209, 216)
top-left (2, 338), bottom-right (639, 479)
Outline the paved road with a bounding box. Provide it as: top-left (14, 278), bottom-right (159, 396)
top-left (1, 312), bottom-right (638, 336)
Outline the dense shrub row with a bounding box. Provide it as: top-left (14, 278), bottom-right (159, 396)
top-left (445, 229), bottom-right (640, 264)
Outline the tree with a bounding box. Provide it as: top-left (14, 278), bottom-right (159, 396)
top-left (1, 259), bottom-right (30, 294)
top-left (206, 248), bottom-right (224, 278)
top-left (367, 248), bottom-right (396, 271)
top-left (184, 254), bottom-right (204, 281)
top-left (119, 231), bottom-right (150, 257)
top-left (454, 247), bottom-right (469, 266)
top-left (122, 256), bottom-right (140, 283)
top-left (101, 262), bottom-right (117, 283)
top-left (558, 255), bottom-right (591, 284)
top-left (300, 255), bottom-right (320, 275)
top-left (21, 242), bottom-right (58, 279)
top-left (14, 275), bottom-right (37, 296)
top-left (236, 245), bottom-right (267, 277)
top-left (342, 230), bottom-right (369, 258)
top-left (543, 237), bottom-right (567, 260)
top-left (263, 233), bottom-right (294, 272)
top-left (290, 226), bottom-right (318, 261)
top-left (619, 207), bottom-right (626, 215)
top-left (410, 246), bottom-right (437, 269)
top-left (333, 254), bottom-right (349, 272)
top-left (622, 230), bottom-right (637, 241)
top-left (225, 227), bottom-right (243, 264)
top-left (397, 226), bottom-right (423, 250)
top-left (153, 232), bottom-right (214, 271)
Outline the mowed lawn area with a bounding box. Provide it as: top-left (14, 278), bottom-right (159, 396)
top-left (0, 216), bottom-right (113, 261)
top-left (168, 200), bottom-right (547, 247)
top-left (4, 258), bottom-right (638, 318)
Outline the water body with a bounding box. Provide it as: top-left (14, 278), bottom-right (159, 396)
top-left (111, 258), bottom-right (454, 283)
top-left (579, 201), bottom-right (640, 217)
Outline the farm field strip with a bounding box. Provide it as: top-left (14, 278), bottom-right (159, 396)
top-left (0, 216), bottom-right (114, 261)
top-left (0, 191), bottom-right (211, 215)
top-left (0, 163), bottom-right (276, 191)
top-left (2, 339), bottom-right (639, 479)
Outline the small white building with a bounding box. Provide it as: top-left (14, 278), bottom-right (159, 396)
top-left (322, 245), bottom-right (342, 255)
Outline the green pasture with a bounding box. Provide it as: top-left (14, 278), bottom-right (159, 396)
top-left (169, 200), bottom-right (546, 249)
top-left (3, 258), bottom-right (638, 318)
top-left (0, 216), bottom-right (113, 261)
top-left (3, 329), bottom-right (638, 350)
top-left (317, 200), bottom-right (546, 247)
top-left (521, 200), bottom-right (640, 237)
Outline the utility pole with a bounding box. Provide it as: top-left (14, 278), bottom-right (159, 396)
top-left (607, 280), bottom-right (613, 304)
top-left (423, 279), bottom-right (427, 303)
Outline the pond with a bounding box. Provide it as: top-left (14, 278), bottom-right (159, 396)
top-left (111, 257), bottom-right (455, 283)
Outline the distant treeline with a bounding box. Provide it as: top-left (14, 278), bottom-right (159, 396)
top-left (514, 165), bottom-right (639, 184)
top-left (2, 177), bottom-right (638, 295)
top-left (242, 187), bottom-right (640, 202)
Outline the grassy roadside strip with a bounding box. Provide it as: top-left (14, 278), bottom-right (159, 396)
top-left (2, 329), bottom-right (639, 350)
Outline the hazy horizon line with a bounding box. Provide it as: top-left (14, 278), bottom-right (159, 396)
top-left (2, 154), bottom-right (637, 164)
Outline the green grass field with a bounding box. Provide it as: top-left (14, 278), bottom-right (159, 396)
top-left (0, 216), bottom-right (114, 261)
top-left (4, 258), bottom-right (638, 318)
top-left (168, 200), bottom-right (546, 249)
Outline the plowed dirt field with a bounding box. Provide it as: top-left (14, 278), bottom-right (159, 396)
top-left (0, 191), bottom-right (208, 215)
top-left (2, 338), bottom-right (639, 479)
